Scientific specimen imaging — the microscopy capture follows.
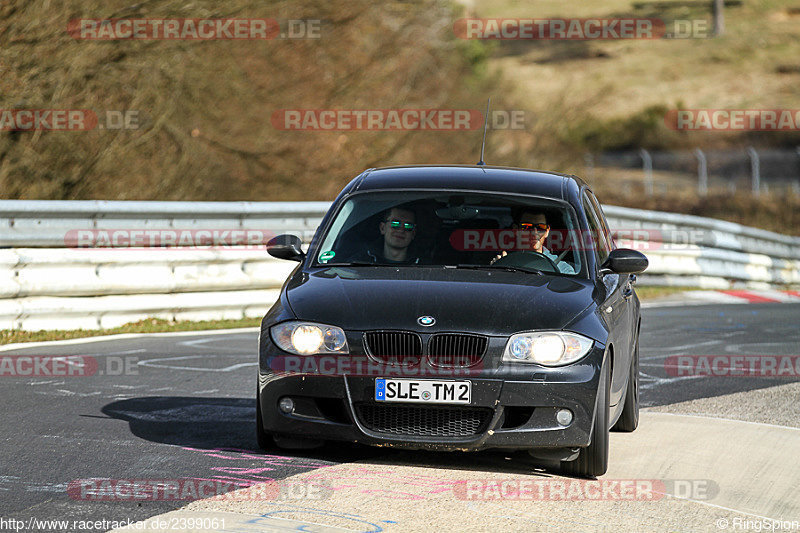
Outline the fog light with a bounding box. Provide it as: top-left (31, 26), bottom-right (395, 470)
top-left (278, 397), bottom-right (294, 414)
top-left (556, 409), bottom-right (573, 426)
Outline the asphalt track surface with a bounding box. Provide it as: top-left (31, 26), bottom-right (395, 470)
top-left (0, 302), bottom-right (798, 532)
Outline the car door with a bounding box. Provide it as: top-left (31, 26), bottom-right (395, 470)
top-left (582, 192), bottom-right (631, 408)
top-left (588, 191), bottom-right (638, 365)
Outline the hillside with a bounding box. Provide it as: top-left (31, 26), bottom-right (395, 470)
top-left (0, 0), bottom-right (510, 201)
top-left (1, 0), bottom-right (799, 233)
top-left (465, 0), bottom-right (800, 152)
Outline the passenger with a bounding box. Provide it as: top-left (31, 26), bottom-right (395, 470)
top-left (361, 206), bottom-right (421, 264)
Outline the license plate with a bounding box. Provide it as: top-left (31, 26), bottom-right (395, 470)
top-left (374, 378), bottom-right (471, 404)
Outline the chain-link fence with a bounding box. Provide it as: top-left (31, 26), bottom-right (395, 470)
top-left (584, 147), bottom-right (800, 196)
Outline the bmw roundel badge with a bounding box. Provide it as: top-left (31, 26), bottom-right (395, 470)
top-left (417, 316), bottom-right (436, 327)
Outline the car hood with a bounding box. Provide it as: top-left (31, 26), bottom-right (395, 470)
top-left (284, 266), bottom-right (596, 336)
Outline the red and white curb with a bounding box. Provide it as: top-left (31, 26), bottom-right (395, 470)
top-left (699, 290), bottom-right (800, 304)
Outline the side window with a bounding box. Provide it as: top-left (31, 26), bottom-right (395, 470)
top-left (582, 193), bottom-right (611, 264)
top-left (587, 192), bottom-right (615, 249)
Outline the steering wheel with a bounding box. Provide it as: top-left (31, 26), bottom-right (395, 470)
top-left (492, 251), bottom-right (559, 272)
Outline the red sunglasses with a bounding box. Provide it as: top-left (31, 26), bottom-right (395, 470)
top-left (519, 223), bottom-right (549, 232)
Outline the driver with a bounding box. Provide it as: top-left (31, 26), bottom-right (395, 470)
top-left (491, 209), bottom-right (575, 274)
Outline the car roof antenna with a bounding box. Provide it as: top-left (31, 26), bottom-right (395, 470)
top-left (476, 97), bottom-right (491, 166)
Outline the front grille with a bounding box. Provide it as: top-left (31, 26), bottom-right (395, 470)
top-left (356, 403), bottom-right (492, 437)
top-left (428, 333), bottom-right (487, 367)
top-left (364, 331), bottom-right (422, 365)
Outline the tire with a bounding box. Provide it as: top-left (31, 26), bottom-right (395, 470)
top-left (255, 386), bottom-right (273, 451)
top-left (612, 337), bottom-right (640, 433)
top-left (561, 360), bottom-right (610, 478)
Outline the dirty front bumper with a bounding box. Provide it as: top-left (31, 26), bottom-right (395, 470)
top-left (258, 339), bottom-right (605, 452)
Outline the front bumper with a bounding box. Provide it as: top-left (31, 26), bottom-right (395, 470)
top-left (258, 341), bottom-right (605, 452)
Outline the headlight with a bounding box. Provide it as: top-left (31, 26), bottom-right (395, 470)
top-left (502, 331), bottom-right (593, 366)
top-left (270, 321), bottom-right (349, 355)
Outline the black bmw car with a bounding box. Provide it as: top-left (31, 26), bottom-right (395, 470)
top-left (258, 165), bottom-right (648, 477)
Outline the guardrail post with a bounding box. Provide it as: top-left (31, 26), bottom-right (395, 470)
top-left (795, 147), bottom-right (800, 196)
top-left (747, 146), bottom-right (760, 197)
top-left (584, 152), bottom-right (595, 181)
top-left (694, 148), bottom-right (708, 196)
top-left (639, 148), bottom-right (653, 196)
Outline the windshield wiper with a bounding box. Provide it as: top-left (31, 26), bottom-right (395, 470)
top-left (449, 264), bottom-right (543, 275)
top-left (318, 261), bottom-right (375, 266)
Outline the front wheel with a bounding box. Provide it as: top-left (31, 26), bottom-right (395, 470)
top-left (561, 360), bottom-right (610, 478)
top-left (256, 386), bottom-right (272, 451)
top-left (612, 338), bottom-right (639, 432)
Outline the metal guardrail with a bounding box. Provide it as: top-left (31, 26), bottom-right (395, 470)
top-left (0, 248), bottom-right (295, 298)
top-left (0, 200), bottom-right (798, 330)
top-left (603, 205), bottom-right (800, 288)
top-left (603, 205), bottom-right (800, 259)
top-left (0, 200), bottom-right (330, 247)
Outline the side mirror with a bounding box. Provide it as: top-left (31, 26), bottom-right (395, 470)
top-left (600, 248), bottom-right (648, 275)
top-left (267, 234), bottom-right (305, 262)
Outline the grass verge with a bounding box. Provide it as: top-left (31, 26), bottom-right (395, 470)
top-left (634, 286), bottom-right (700, 300)
top-left (0, 317), bottom-right (261, 345)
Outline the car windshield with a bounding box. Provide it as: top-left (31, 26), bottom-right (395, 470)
top-left (313, 191), bottom-right (585, 277)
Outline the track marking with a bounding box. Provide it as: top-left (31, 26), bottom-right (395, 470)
top-left (640, 339), bottom-right (724, 358)
top-left (179, 336), bottom-right (255, 351)
top-left (137, 355), bottom-right (257, 372)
